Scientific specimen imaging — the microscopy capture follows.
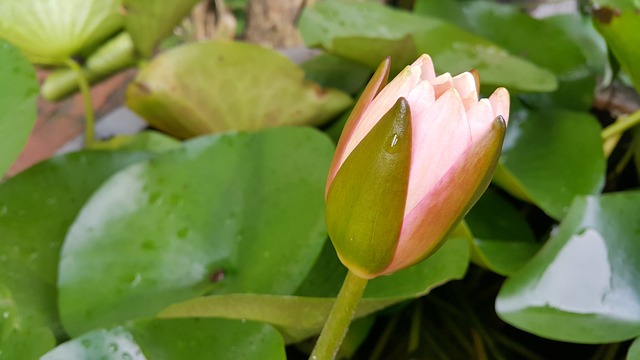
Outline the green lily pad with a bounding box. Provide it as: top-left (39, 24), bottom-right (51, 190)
top-left (465, 189), bottom-right (541, 276)
top-left (301, 53), bottom-right (372, 96)
top-left (0, 151), bottom-right (153, 338)
top-left (41, 318), bottom-right (285, 360)
top-left (126, 41), bottom-right (352, 139)
top-left (0, 40), bottom-right (38, 178)
top-left (415, 0), bottom-right (604, 110)
top-left (159, 237), bottom-right (469, 341)
top-left (58, 127), bottom-right (334, 336)
top-left (628, 337), bottom-right (640, 359)
top-left (123, 0), bottom-right (200, 58)
top-left (0, 326), bottom-right (56, 360)
top-left (494, 104), bottom-right (605, 219)
top-left (0, 0), bottom-right (122, 65)
top-left (496, 191), bottom-right (640, 343)
top-left (594, 7), bottom-right (640, 93)
top-left (299, 0), bottom-right (557, 92)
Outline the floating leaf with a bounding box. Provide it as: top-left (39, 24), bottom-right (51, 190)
top-left (123, 0), bottom-right (200, 58)
top-left (0, 0), bottom-right (122, 65)
top-left (58, 127), bottom-right (334, 335)
top-left (0, 151), bottom-right (153, 338)
top-left (127, 41), bottom-right (352, 139)
top-left (0, 327), bottom-right (56, 360)
top-left (465, 189), bottom-right (541, 275)
top-left (594, 7), bottom-right (640, 93)
top-left (495, 104), bottom-right (605, 219)
top-left (299, 0), bottom-right (557, 92)
top-left (497, 191), bottom-right (640, 343)
top-left (415, 0), bottom-right (604, 110)
top-left (159, 237), bottom-right (469, 341)
top-left (41, 318), bottom-right (285, 360)
top-left (0, 40), bottom-right (38, 178)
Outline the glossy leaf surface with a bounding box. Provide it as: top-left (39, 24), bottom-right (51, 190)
top-left (159, 237), bottom-right (469, 341)
top-left (299, 0), bottom-right (557, 92)
top-left (0, 151), bottom-right (153, 338)
top-left (58, 127), bottom-right (333, 335)
top-left (496, 105), bottom-right (605, 219)
top-left (41, 318), bottom-right (285, 360)
top-left (497, 192), bottom-right (640, 343)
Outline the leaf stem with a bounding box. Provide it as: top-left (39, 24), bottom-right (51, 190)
top-left (601, 109), bottom-right (640, 140)
top-left (64, 58), bottom-right (95, 147)
top-left (310, 270), bottom-right (368, 360)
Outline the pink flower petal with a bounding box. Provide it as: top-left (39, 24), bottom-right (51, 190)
top-left (466, 99), bottom-right (494, 141)
top-left (452, 72), bottom-right (479, 110)
top-left (489, 87), bottom-right (510, 125)
top-left (411, 54), bottom-right (436, 82)
top-left (405, 88), bottom-right (471, 215)
top-left (432, 73), bottom-right (453, 98)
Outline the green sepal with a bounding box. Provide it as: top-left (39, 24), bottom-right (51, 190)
top-left (326, 97), bottom-right (412, 278)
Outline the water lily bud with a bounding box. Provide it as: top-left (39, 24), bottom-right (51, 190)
top-left (325, 55), bottom-right (510, 279)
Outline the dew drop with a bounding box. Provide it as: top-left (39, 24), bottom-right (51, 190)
top-left (81, 338), bottom-right (92, 348)
top-left (122, 353), bottom-right (133, 360)
top-left (108, 343), bottom-right (118, 353)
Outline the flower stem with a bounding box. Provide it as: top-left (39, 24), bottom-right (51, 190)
top-left (601, 109), bottom-right (640, 140)
top-left (310, 270), bottom-right (368, 360)
top-left (64, 58), bottom-right (95, 147)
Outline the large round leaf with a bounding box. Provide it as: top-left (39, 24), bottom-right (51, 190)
top-left (0, 151), bottom-right (153, 338)
top-left (495, 105), bottom-right (605, 219)
top-left (415, 0), bottom-right (605, 110)
top-left (41, 318), bottom-right (285, 360)
top-left (126, 41), bottom-right (353, 139)
top-left (299, 0), bottom-right (557, 92)
top-left (0, 40), bottom-right (38, 178)
top-left (58, 127), bottom-right (334, 335)
top-left (159, 237), bottom-right (470, 342)
top-left (496, 191), bottom-right (640, 343)
top-left (0, 0), bottom-right (122, 65)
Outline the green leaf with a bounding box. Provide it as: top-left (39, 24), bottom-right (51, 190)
top-left (159, 237), bottom-right (469, 341)
top-left (123, 0), bottom-right (200, 58)
top-left (496, 191), bottom-right (640, 343)
top-left (465, 189), bottom-right (541, 276)
top-left (326, 98), bottom-right (412, 277)
top-left (41, 318), bottom-right (285, 360)
top-left (0, 0), bottom-right (122, 65)
top-left (126, 41), bottom-right (352, 139)
top-left (301, 53), bottom-right (372, 96)
top-left (0, 327), bottom-right (56, 360)
top-left (628, 337), bottom-right (640, 360)
top-left (41, 32), bottom-right (137, 101)
top-left (415, 0), bottom-right (605, 110)
top-left (0, 40), bottom-right (38, 178)
top-left (594, 7), bottom-right (640, 93)
top-left (299, 0), bottom-right (557, 92)
top-left (0, 151), bottom-right (153, 337)
top-left (58, 127), bottom-right (334, 336)
top-left (495, 105), bottom-right (605, 219)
